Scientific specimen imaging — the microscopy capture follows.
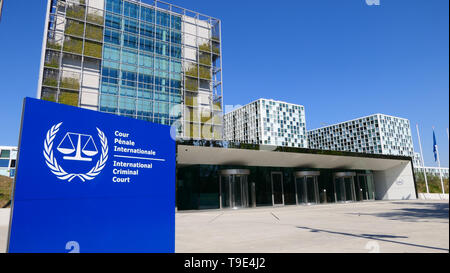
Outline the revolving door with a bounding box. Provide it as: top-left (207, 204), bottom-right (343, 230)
top-left (219, 169), bottom-right (250, 209)
top-left (294, 171), bottom-right (320, 205)
top-left (333, 172), bottom-right (357, 203)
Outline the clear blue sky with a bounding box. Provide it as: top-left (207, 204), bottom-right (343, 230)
top-left (0, 0), bottom-right (448, 167)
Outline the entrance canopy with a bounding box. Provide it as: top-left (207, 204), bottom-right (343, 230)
top-left (177, 145), bottom-right (412, 171)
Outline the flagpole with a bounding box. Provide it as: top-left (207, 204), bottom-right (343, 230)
top-left (416, 124), bottom-right (429, 194)
top-left (435, 145), bottom-right (445, 194)
top-left (433, 127), bottom-right (445, 194)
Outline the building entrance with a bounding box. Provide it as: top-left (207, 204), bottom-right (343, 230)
top-left (356, 174), bottom-right (375, 201)
top-left (219, 169), bottom-right (250, 209)
top-left (334, 172), bottom-right (357, 202)
top-left (271, 172), bottom-right (284, 206)
top-left (295, 171), bottom-right (320, 205)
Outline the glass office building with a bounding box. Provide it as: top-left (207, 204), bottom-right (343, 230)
top-left (37, 0), bottom-right (223, 140)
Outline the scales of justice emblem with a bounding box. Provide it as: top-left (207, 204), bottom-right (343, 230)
top-left (57, 133), bottom-right (98, 162)
top-left (43, 122), bottom-right (109, 182)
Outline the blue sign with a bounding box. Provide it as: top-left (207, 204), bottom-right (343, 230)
top-left (8, 98), bottom-right (175, 253)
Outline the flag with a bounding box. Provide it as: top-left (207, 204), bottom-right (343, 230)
top-left (433, 129), bottom-right (438, 162)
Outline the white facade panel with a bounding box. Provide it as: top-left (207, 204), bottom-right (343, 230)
top-left (224, 99), bottom-right (308, 148)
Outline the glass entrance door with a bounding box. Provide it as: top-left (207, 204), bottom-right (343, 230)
top-left (295, 174), bottom-right (320, 205)
top-left (333, 172), bottom-right (356, 203)
top-left (271, 172), bottom-right (284, 206)
top-left (219, 170), bottom-right (250, 209)
top-left (356, 174), bottom-right (375, 201)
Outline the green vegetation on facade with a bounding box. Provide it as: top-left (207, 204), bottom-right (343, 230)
top-left (44, 58), bottom-right (59, 69)
top-left (199, 66), bottom-right (211, 80)
top-left (58, 91), bottom-right (79, 106)
top-left (86, 24), bottom-right (103, 41)
top-left (66, 4), bottom-right (86, 20)
top-left (43, 76), bottom-right (58, 87)
top-left (212, 35), bottom-right (220, 42)
top-left (87, 13), bottom-right (104, 25)
top-left (185, 78), bottom-right (199, 91)
top-left (41, 91), bottom-right (57, 102)
top-left (63, 38), bottom-right (83, 54)
top-left (199, 43), bottom-right (211, 52)
top-left (185, 66), bottom-right (198, 78)
top-left (47, 41), bottom-right (62, 51)
top-left (60, 77), bottom-right (80, 90)
top-left (199, 54), bottom-right (211, 66)
top-left (65, 20), bottom-right (84, 37)
top-left (212, 45), bottom-right (220, 55)
top-left (84, 41), bottom-right (102, 58)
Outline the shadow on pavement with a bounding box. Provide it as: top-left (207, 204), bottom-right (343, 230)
top-left (296, 226), bottom-right (449, 252)
top-left (347, 202), bottom-right (449, 222)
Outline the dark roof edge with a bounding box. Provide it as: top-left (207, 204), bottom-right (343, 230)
top-left (176, 140), bottom-right (413, 161)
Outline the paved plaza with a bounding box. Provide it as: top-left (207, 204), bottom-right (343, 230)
top-left (1, 200), bottom-right (448, 253)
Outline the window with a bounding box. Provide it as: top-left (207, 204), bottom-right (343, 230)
top-left (139, 37), bottom-right (154, 52)
top-left (156, 27), bottom-right (169, 42)
top-left (138, 74), bottom-right (153, 90)
top-left (103, 45), bottom-right (120, 61)
top-left (0, 159), bottom-right (9, 168)
top-left (139, 53), bottom-right (153, 68)
top-left (106, 0), bottom-right (122, 14)
top-left (100, 94), bottom-right (118, 113)
top-left (140, 6), bottom-right (155, 23)
top-left (119, 97), bottom-right (136, 115)
top-left (124, 18), bottom-right (138, 34)
top-left (122, 49), bottom-right (138, 65)
top-left (155, 57), bottom-right (169, 71)
top-left (155, 41), bottom-right (169, 56)
top-left (105, 13), bottom-right (121, 29)
top-left (104, 28), bottom-right (120, 45)
top-left (123, 33), bottom-right (138, 49)
top-left (0, 150), bottom-right (10, 158)
top-left (140, 23), bottom-right (155, 38)
top-left (171, 15), bottom-right (182, 30)
top-left (124, 1), bottom-right (138, 18)
top-left (156, 11), bottom-right (170, 27)
top-left (137, 100), bottom-right (153, 117)
top-left (171, 45), bottom-right (181, 59)
top-left (171, 30), bottom-right (181, 44)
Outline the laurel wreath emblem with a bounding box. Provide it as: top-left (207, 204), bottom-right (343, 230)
top-left (43, 122), bottom-right (109, 182)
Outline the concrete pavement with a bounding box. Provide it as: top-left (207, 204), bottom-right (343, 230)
top-left (1, 200), bottom-right (448, 253)
top-left (175, 200), bottom-right (449, 253)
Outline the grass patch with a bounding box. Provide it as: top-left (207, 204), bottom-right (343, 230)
top-left (415, 172), bottom-right (449, 193)
top-left (0, 175), bottom-right (12, 208)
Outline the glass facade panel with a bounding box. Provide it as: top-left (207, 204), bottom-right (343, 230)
top-left (40, 0), bottom-right (223, 140)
